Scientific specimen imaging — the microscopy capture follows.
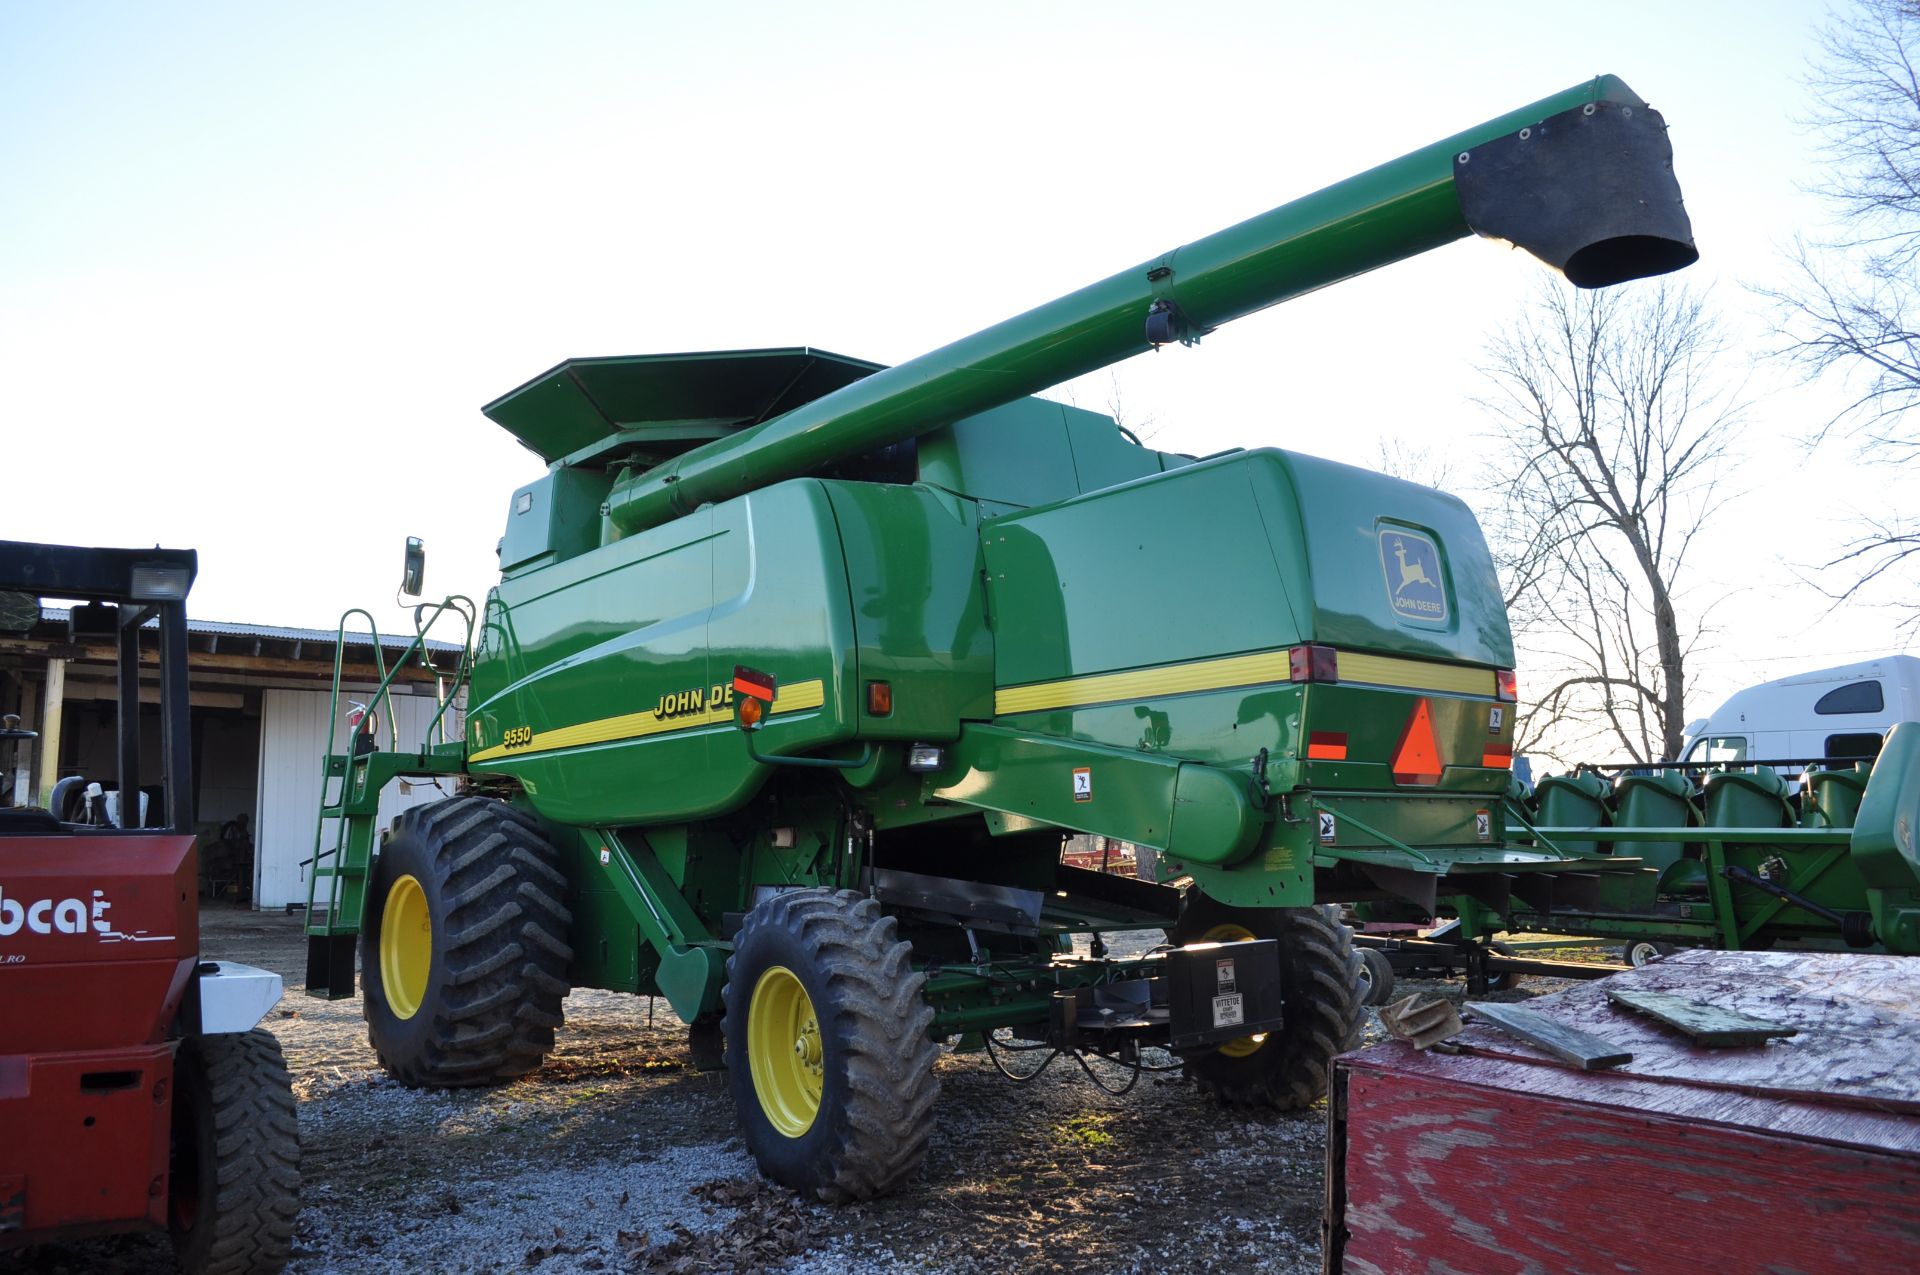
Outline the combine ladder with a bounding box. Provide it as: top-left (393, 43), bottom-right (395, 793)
top-left (304, 599), bottom-right (475, 998)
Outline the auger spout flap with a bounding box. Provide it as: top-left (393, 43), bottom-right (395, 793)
top-left (1453, 96), bottom-right (1696, 287)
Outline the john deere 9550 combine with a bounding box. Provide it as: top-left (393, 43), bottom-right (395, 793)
top-left (306, 76), bottom-right (1697, 1199)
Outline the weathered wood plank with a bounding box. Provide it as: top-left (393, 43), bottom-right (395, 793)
top-left (1445, 951), bottom-right (1920, 1113)
top-left (1463, 1001), bottom-right (1632, 1070)
top-left (1605, 988), bottom-right (1798, 1047)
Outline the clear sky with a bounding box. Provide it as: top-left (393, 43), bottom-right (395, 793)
top-left (0, 1), bottom-right (1900, 744)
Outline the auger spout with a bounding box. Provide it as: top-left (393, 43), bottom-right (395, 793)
top-left (598, 75), bottom-right (1694, 531)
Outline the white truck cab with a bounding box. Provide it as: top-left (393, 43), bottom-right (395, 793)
top-left (1680, 655), bottom-right (1920, 767)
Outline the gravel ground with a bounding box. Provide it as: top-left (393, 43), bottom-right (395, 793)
top-left (6, 905), bottom-right (1588, 1275)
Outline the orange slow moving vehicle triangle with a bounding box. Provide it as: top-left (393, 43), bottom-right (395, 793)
top-left (1392, 699), bottom-right (1443, 786)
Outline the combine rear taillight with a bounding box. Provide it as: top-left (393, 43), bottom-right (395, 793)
top-left (1289, 644), bottom-right (1338, 684)
top-left (1307, 731), bottom-right (1349, 761)
top-left (1483, 742), bottom-right (1513, 769)
top-left (1496, 669), bottom-right (1518, 702)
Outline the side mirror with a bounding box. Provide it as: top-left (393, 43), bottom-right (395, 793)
top-left (400, 537), bottom-right (426, 597)
top-left (732, 666), bottom-right (776, 732)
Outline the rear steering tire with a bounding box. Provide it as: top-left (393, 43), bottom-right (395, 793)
top-left (1172, 896), bottom-right (1363, 1109)
top-left (169, 1029), bottom-right (300, 1275)
top-left (723, 888), bottom-right (939, 1202)
top-left (362, 797), bottom-right (573, 1087)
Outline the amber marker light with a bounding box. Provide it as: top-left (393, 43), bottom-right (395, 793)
top-left (1307, 731), bottom-right (1349, 761)
top-left (866, 681), bottom-right (893, 716)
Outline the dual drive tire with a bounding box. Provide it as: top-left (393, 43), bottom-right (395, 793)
top-left (361, 797), bottom-right (573, 1086)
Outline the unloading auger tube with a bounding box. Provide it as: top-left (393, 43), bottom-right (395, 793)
top-left (604, 74), bottom-right (1693, 535)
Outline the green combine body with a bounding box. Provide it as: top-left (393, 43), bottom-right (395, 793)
top-left (306, 76), bottom-right (1702, 1200)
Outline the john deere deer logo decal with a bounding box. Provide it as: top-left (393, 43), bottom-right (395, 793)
top-left (1378, 528), bottom-right (1447, 623)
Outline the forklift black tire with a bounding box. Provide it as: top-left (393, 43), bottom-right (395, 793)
top-left (723, 888), bottom-right (939, 1203)
top-left (1354, 947), bottom-right (1395, 1007)
top-left (1173, 896), bottom-right (1363, 1109)
top-left (361, 797), bottom-right (573, 1087)
top-left (689, 1015), bottom-right (726, 1071)
top-left (169, 1029), bottom-right (301, 1275)
top-left (1484, 939), bottom-right (1517, 991)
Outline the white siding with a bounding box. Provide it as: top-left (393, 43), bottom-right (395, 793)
top-left (254, 689), bottom-right (463, 909)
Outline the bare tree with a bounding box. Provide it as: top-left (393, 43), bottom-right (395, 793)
top-left (1481, 281), bottom-right (1742, 765)
top-left (1759, 0), bottom-right (1920, 619)
top-left (1374, 439), bottom-right (1458, 493)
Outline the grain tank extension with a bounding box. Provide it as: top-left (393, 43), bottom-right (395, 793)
top-left (306, 77), bottom-right (1695, 1201)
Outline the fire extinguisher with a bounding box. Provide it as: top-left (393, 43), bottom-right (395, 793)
top-left (346, 701), bottom-right (377, 756)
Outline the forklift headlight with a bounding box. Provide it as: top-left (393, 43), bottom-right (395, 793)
top-left (130, 563), bottom-right (191, 601)
top-left (906, 744), bottom-right (945, 772)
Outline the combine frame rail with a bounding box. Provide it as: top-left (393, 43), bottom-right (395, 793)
top-left (1353, 928), bottom-right (1626, 994)
top-left (303, 598), bottom-right (475, 998)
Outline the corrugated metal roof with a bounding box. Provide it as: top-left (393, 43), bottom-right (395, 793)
top-left (40, 607), bottom-right (465, 655)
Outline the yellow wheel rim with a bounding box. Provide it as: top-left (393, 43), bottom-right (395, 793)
top-left (747, 965), bottom-right (824, 1138)
top-left (1201, 922), bottom-right (1269, 1059)
top-left (380, 874), bottom-right (432, 1020)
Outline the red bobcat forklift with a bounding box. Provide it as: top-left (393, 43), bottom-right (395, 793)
top-left (0, 541), bottom-right (298, 1274)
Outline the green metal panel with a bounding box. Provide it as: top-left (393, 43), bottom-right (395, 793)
top-left (985, 454), bottom-right (1307, 687)
top-left (465, 481), bottom-right (859, 826)
top-left (821, 482), bottom-right (994, 736)
top-left (499, 467), bottom-right (614, 575)
top-left (1062, 409), bottom-right (1185, 493)
top-left (927, 724), bottom-right (1263, 864)
top-left (983, 449), bottom-right (1513, 692)
top-left (483, 347), bottom-right (881, 465)
top-left (916, 399), bottom-right (1087, 512)
top-left (1257, 453), bottom-right (1514, 667)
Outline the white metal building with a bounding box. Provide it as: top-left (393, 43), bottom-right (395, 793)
top-left (0, 610), bottom-right (465, 909)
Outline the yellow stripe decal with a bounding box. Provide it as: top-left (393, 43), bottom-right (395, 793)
top-left (471, 678), bottom-right (826, 763)
top-left (1335, 652), bottom-right (1496, 698)
top-left (993, 649), bottom-right (1493, 715)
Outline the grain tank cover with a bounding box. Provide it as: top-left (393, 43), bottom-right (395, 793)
top-left (483, 347), bottom-right (882, 465)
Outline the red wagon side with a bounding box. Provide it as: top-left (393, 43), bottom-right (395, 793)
top-left (1326, 951), bottom-right (1920, 1275)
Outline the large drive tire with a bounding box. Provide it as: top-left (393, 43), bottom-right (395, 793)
top-left (361, 797), bottom-right (573, 1086)
top-left (169, 1029), bottom-right (301, 1275)
top-left (1172, 896), bottom-right (1363, 1109)
top-left (723, 889), bottom-right (939, 1203)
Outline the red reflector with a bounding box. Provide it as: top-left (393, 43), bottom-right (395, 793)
top-left (1482, 742), bottom-right (1513, 769)
top-left (1391, 700), bottom-right (1444, 786)
top-left (732, 665), bottom-right (776, 702)
top-left (1288, 643), bottom-right (1338, 683)
top-left (1307, 731), bottom-right (1348, 761)
top-left (1496, 669), bottom-right (1517, 702)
